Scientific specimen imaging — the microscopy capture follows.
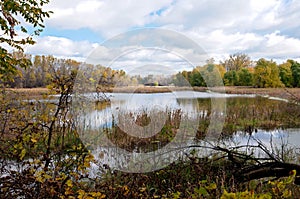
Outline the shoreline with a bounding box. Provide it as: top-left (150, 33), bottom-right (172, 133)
top-left (5, 86), bottom-right (300, 101)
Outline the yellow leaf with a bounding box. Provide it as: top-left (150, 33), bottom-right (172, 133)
top-left (77, 189), bottom-right (86, 199)
top-left (65, 188), bottom-right (73, 195)
top-left (31, 138), bottom-right (37, 143)
top-left (140, 187), bottom-right (147, 192)
top-left (20, 148), bottom-right (26, 160)
top-left (66, 180), bottom-right (73, 187)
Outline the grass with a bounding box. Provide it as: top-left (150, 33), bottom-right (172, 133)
top-left (6, 87), bottom-right (51, 99)
top-left (222, 86), bottom-right (300, 101)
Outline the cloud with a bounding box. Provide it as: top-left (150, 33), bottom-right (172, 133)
top-left (22, 0), bottom-right (300, 65)
top-left (251, 31), bottom-right (300, 60)
top-left (25, 36), bottom-right (97, 61)
top-left (45, 0), bottom-right (174, 37)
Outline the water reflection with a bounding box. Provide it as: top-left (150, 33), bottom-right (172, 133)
top-left (81, 91), bottom-right (242, 129)
top-left (73, 91), bottom-right (300, 173)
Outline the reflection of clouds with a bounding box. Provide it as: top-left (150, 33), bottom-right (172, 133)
top-left (228, 129), bottom-right (300, 162)
top-left (111, 92), bottom-right (179, 112)
top-left (80, 91), bottom-right (258, 129)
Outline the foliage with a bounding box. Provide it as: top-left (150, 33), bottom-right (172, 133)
top-left (224, 70), bottom-right (238, 86)
top-left (279, 62), bottom-right (293, 88)
top-left (0, 0), bottom-right (52, 82)
top-left (253, 58), bottom-right (284, 88)
top-left (4, 51), bottom-right (300, 89)
top-left (237, 68), bottom-right (254, 86)
top-left (221, 53), bottom-right (252, 71)
top-left (0, 60), bottom-right (107, 198)
top-left (190, 68), bottom-right (206, 87)
top-left (289, 59), bottom-right (300, 87)
top-left (221, 170), bottom-right (297, 199)
top-left (171, 54), bottom-right (300, 88)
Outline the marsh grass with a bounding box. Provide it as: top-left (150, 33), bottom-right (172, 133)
top-left (106, 109), bottom-right (183, 152)
top-left (77, 95), bottom-right (300, 152)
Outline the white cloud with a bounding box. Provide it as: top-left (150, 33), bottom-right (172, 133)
top-left (21, 0), bottom-right (300, 65)
top-left (25, 36), bottom-right (97, 61)
top-left (45, 0), bottom-right (173, 37)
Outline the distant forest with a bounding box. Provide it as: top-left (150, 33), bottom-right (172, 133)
top-left (4, 53), bottom-right (300, 89)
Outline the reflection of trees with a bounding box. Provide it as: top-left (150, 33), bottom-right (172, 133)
top-left (178, 96), bottom-right (300, 140)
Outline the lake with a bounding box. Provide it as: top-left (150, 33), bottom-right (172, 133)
top-left (71, 91), bottom-right (300, 173)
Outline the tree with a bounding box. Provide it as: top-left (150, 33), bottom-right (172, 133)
top-left (190, 68), bottom-right (206, 87)
top-left (172, 72), bottom-right (190, 86)
top-left (0, 0), bottom-right (52, 82)
top-left (223, 70), bottom-right (238, 86)
top-left (288, 60), bottom-right (300, 87)
top-left (236, 68), bottom-right (253, 86)
top-left (253, 58), bottom-right (283, 88)
top-left (201, 64), bottom-right (224, 87)
top-left (279, 62), bottom-right (293, 88)
top-left (222, 53), bottom-right (252, 71)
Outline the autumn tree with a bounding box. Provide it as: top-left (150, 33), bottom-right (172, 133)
top-left (200, 64), bottom-right (224, 87)
top-left (222, 53), bottom-right (252, 71)
top-left (33, 55), bottom-right (52, 87)
top-left (0, 0), bottom-right (52, 82)
top-left (253, 58), bottom-right (283, 88)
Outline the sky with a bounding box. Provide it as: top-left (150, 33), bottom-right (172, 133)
top-left (22, 0), bottom-right (300, 74)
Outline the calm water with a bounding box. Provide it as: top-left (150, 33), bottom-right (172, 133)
top-left (72, 91), bottom-right (300, 173)
top-left (78, 91), bottom-right (252, 128)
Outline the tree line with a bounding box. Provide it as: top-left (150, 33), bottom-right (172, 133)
top-left (2, 53), bottom-right (300, 89)
top-left (4, 54), bottom-right (131, 89)
top-left (173, 54), bottom-right (300, 88)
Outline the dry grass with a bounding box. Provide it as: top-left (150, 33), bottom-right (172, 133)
top-left (222, 86), bottom-right (300, 101)
top-left (6, 86), bottom-right (300, 101)
top-left (6, 87), bottom-right (51, 98)
top-left (110, 86), bottom-right (206, 93)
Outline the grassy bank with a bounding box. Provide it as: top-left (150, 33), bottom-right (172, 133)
top-left (7, 86), bottom-right (300, 100)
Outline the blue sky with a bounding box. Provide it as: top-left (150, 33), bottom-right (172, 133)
top-left (22, 0), bottom-right (300, 72)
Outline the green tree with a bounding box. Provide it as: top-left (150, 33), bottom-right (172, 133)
top-left (236, 68), bottom-right (253, 86)
top-left (190, 68), bottom-right (206, 87)
top-left (279, 62), bottom-right (293, 87)
top-left (0, 0), bottom-right (52, 82)
top-left (288, 60), bottom-right (300, 87)
top-left (253, 58), bottom-right (283, 88)
top-left (223, 70), bottom-right (238, 86)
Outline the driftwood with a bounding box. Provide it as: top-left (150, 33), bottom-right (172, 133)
top-left (186, 141), bottom-right (300, 185)
top-left (237, 162), bottom-right (300, 184)
top-left (213, 144), bottom-right (300, 185)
